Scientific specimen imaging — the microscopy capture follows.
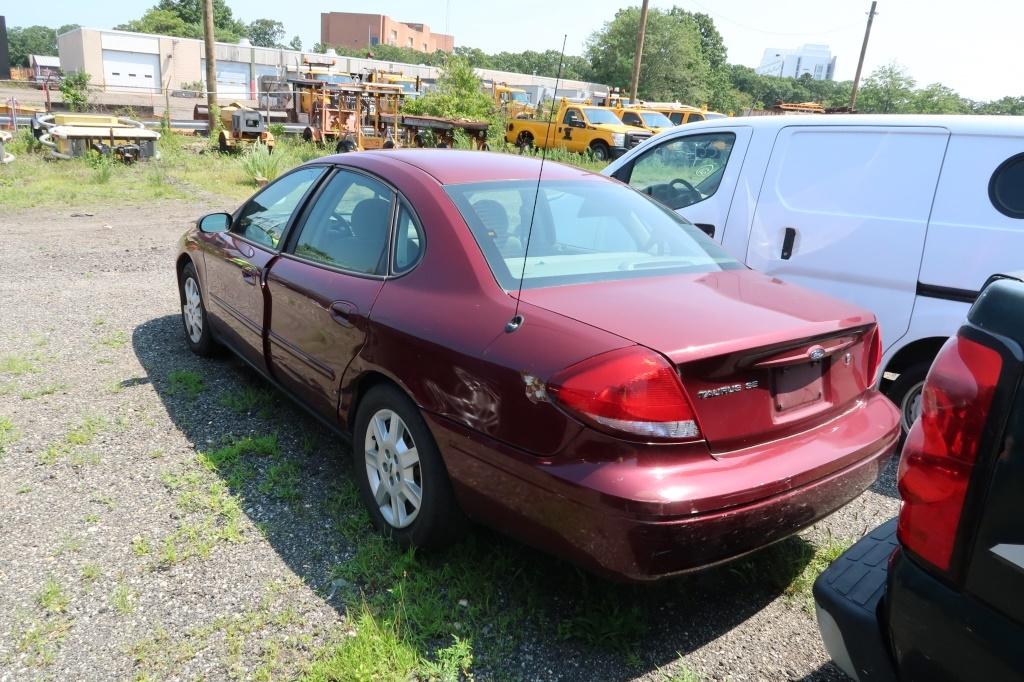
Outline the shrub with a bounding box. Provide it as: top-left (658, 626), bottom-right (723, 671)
top-left (59, 71), bottom-right (91, 112)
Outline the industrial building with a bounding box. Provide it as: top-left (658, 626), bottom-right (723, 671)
top-left (55, 27), bottom-right (602, 104)
top-left (320, 12), bottom-right (454, 54)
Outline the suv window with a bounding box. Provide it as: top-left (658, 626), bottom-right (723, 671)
top-left (234, 167), bottom-right (323, 249)
top-left (619, 132), bottom-right (736, 211)
top-left (563, 108), bottom-right (582, 126)
top-left (292, 170), bottom-right (394, 275)
top-left (622, 112), bottom-right (643, 126)
top-left (990, 153), bottom-right (1024, 219)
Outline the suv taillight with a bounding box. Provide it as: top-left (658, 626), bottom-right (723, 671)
top-left (547, 346), bottom-right (701, 441)
top-left (896, 334), bottom-right (1002, 573)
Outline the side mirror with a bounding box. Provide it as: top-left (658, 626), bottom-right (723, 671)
top-left (198, 212), bottom-right (231, 233)
top-left (570, 119), bottom-right (586, 129)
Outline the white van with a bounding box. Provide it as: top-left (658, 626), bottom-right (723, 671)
top-left (603, 115), bottom-right (1024, 431)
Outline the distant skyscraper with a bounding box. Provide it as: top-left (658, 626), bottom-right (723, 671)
top-left (757, 44), bottom-right (836, 80)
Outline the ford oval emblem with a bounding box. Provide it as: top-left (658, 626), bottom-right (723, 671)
top-left (808, 346), bottom-right (826, 361)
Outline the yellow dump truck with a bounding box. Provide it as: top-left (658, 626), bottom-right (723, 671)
top-left (505, 99), bottom-right (651, 161)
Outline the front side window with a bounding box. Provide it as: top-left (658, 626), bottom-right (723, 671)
top-left (563, 108), bottom-right (582, 126)
top-left (990, 153), bottom-right (1024, 219)
top-left (292, 170), bottom-right (394, 275)
top-left (669, 112), bottom-right (684, 125)
top-left (620, 132), bottom-right (736, 211)
top-left (689, 113), bottom-right (705, 123)
top-left (622, 112), bottom-right (643, 127)
top-left (234, 167), bottom-right (323, 249)
top-left (446, 179), bottom-right (740, 290)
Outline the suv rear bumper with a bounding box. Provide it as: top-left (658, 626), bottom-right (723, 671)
top-left (813, 518), bottom-right (899, 681)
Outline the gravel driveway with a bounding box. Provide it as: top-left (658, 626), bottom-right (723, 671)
top-left (0, 200), bottom-right (901, 680)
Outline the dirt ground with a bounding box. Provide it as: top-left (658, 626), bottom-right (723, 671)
top-left (0, 200), bottom-right (901, 680)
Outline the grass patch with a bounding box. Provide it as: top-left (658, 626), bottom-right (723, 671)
top-left (19, 382), bottom-right (67, 400)
top-left (158, 463), bottom-right (248, 566)
top-left (36, 577), bottom-right (70, 614)
top-left (81, 563), bottom-right (102, 582)
top-left (132, 536), bottom-right (152, 557)
top-left (0, 415), bottom-right (18, 455)
top-left (112, 583), bottom-right (137, 615)
top-left (167, 370), bottom-right (204, 400)
top-left (0, 351), bottom-right (40, 376)
top-left (219, 386), bottom-right (277, 417)
top-left (66, 415), bottom-right (106, 446)
top-left (304, 606), bottom-right (419, 682)
top-left (259, 460), bottom-right (301, 503)
top-left (83, 513), bottom-right (100, 524)
top-left (785, 536), bottom-right (854, 612)
top-left (16, 617), bottom-right (73, 668)
top-left (97, 330), bottom-right (129, 349)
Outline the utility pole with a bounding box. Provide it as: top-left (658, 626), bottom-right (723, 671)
top-left (629, 0), bottom-right (650, 104)
top-left (203, 0), bottom-right (218, 122)
top-left (849, 1), bottom-right (878, 111)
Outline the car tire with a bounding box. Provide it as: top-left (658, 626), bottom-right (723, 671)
top-left (516, 132), bottom-right (534, 152)
top-left (218, 131), bottom-right (229, 153)
top-left (589, 141), bottom-right (610, 161)
top-left (179, 262), bottom-right (217, 357)
top-left (353, 384), bottom-right (466, 549)
top-left (884, 361), bottom-right (930, 434)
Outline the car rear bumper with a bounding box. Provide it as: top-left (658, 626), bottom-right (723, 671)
top-left (428, 392), bottom-right (900, 582)
top-left (813, 518), bottom-right (899, 681)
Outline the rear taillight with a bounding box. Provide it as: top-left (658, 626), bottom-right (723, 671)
top-left (866, 325), bottom-right (883, 385)
top-left (548, 346), bottom-right (701, 441)
top-left (896, 335), bottom-right (1002, 573)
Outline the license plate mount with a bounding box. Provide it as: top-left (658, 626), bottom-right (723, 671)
top-left (773, 362), bottom-right (824, 411)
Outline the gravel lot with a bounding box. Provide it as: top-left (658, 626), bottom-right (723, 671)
top-left (0, 199), bottom-right (900, 681)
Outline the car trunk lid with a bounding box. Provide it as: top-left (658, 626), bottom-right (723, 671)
top-left (520, 270), bottom-right (878, 452)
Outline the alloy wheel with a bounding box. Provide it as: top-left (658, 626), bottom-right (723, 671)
top-left (182, 277), bottom-right (203, 343)
top-left (364, 408), bottom-right (423, 529)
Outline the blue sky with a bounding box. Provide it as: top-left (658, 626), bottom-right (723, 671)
top-left (6, 0), bottom-right (1022, 100)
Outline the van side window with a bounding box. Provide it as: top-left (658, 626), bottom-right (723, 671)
top-left (989, 153), bottom-right (1024, 219)
top-left (620, 133), bottom-right (736, 211)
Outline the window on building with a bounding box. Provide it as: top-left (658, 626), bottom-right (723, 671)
top-left (407, 37), bottom-right (414, 47)
top-left (423, 43), bottom-right (428, 51)
top-left (389, 30), bottom-right (398, 45)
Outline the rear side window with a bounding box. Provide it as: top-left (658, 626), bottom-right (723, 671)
top-left (446, 179), bottom-right (741, 290)
top-left (989, 153), bottom-right (1024, 219)
top-left (393, 203), bottom-right (424, 273)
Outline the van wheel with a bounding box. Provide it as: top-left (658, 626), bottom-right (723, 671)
top-left (589, 141), bottom-right (610, 161)
top-left (353, 384), bottom-right (466, 549)
top-left (884, 361), bottom-right (930, 433)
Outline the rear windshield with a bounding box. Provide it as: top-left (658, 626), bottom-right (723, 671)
top-left (445, 179), bottom-right (742, 290)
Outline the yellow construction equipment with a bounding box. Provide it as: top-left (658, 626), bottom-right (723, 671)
top-left (35, 112), bottom-right (160, 162)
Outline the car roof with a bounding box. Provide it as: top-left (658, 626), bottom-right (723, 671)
top-left (669, 113), bottom-right (1024, 136)
top-left (319, 149), bottom-right (600, 185)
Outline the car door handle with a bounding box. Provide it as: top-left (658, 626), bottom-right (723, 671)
top-left (781, 227), bottom-right (797, 260)
top-left (241, 267), bottom-right (259, 285)
top-left (695, 223), bottom-right (716, 238)
top-left (329, 301), bottom-right (357, 327)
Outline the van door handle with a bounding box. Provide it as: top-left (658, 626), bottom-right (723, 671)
top-left (241, 267), bottom-right (259, 285)
top-left (695, 223), bottom-right (716, 238)
top-left (781, 227), bottom-right (797, 260)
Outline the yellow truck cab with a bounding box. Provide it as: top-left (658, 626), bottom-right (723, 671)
top-left (616, 108), bottom-right (676, 134)
top-left (493, 84), bottom-right (534, 118)
top-left (640, 102), bottom-right (726, 125)
top-left (505, 99), bottom-right (651, 161)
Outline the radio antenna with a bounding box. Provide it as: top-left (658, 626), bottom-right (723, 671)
top-left (506, 34), bottom-right (567, 334)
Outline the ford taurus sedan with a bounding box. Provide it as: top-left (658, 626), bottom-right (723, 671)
top-left (176, 150), bottom-right (900, 581)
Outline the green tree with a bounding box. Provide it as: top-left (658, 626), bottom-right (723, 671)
top-left (115, 9), bottom-right (198, 39)
top-left (401, 56), bottom-right (493, 120)
top-left (155, 0), bottom-right (244, 34)
top-left (974, 96), bottom-right (1024, 115)
top-left (247, 19), bottom-right (285, 48)
top-left (910, 83), bottom-right (969, 113)
top-left (8, 25), bottom-right (59, 66)
top-left (59, 70), bottom-right (90, 111)
top-left (856, 63), bottom-right (916, 113)
top-left (586, 7), bottom-right (709, 103)
top-left (288, 35), bottom-right (302, 52)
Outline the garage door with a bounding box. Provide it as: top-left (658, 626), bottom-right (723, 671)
top-left (103, 50), bottom-right (160, 92)
top-left (201, 60), bottom-right (250, 97)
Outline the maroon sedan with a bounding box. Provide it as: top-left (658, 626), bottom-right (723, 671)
top-left (176, 150), bottom-right (900, 581)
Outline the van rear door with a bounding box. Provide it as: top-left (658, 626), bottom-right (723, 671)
top-left (744, 125), bottom-right (949, 354)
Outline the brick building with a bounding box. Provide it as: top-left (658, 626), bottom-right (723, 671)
top-left (321, 12), bottom-right (454, 54)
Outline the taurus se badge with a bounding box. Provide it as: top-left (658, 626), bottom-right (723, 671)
top-left (697, 381), bottom-right (759, 399)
